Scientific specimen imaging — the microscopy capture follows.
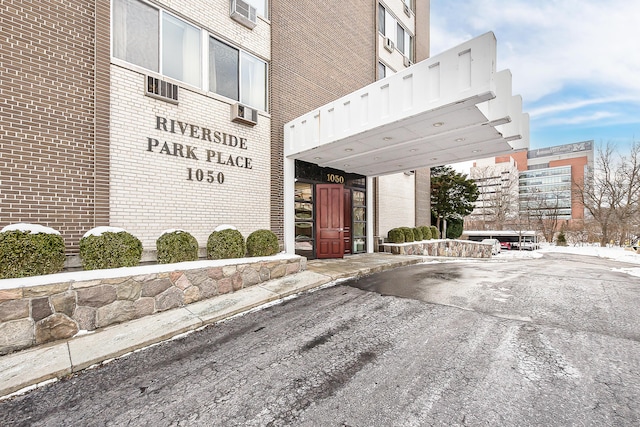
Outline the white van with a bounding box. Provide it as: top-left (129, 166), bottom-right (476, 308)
top-left (481, 238), bottom-right (501, 255)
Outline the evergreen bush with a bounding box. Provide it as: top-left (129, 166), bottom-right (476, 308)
top-left (246, 229), bottom-right (279, 257)
top-left (387, 228), bottom-right (405, 243)
top-left (79, 229), bottom-right (142, 270)
top-left (207, 228), bottom-right (246, 259)
top-left (430, 226), bottom-right (440, 239)
top-left (413, 227), bottom-right (423, 241)
top-left (556, 231), bottom-right (567, 246)
top-left (400, 227), bottom-right (415, 243)
top-left (156, 230), bottom-right (199, 264)
top-left (420, 226), bottom-right (432, 240)
top-left (0, 226), bottom-right (66, 279)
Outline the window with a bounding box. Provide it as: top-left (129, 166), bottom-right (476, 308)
top-left (209, 38), bottom-right (239, 101)
top-left (294, 182), bottom-right (314, 259)
top-left (378, 62), bottom-right (386, 79)
top-left (378, 4), bottom-right (385, 35)
top-left (113, 0), bottom-right (200, 86)
top-left (241, 53), bottom-right (267, 111)
top-left (408, 35), bottom-right (414, 61)
top-left (113, 0), bottom-right (268, 111)
top-left (209, 38), bottom-right (267, 111)
top-left (162, 14), bottom-right (201, 87)
top-left (352, 190), bottom-right (366, 253)
top-left (246, 0), bottom-right (268, 19)
top-left (112, 0), bottom-right (159, 71)
top-left (397, 24), bottom-right (405, 54)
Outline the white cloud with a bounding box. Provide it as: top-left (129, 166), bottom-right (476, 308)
top-left (527, 97), bottom-right (633, 118)
top-left (543, 111), bottom-right (618, 126)
top-left (430, 0), bottom-right (640, 103)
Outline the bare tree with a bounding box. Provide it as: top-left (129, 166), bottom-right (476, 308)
top-left (522, 188), bottom-right (565, 243)
top-left (574, 141), bottom-right (640, 246)
top-left (469, 163), bottom-right (520, 230)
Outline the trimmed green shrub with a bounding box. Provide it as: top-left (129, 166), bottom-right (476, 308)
top-left (246, 229), bottom-right (279, 257)
top-left (156, 230), bottom-right (199, 264)
top-left (412, 227), bottom-right (423, 241)
top-left (446, 219), bottom-right (464, 239)
top-left (419, 226), bottom-right (432, 240)
top-left (430, 226), bottom-right (440, 239)
top-left (387, 228), bottom-right (405, 243)
top-left (0, 229), bottom-right (66, 279)
top-left (207, 228), bottom-right (246, 259)
top-left (400, 227), bottom-right (415, 243)
top-left (79, 229), bottom-right (142, 270)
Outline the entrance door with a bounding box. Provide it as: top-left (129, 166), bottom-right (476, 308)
top-left (316, 184), bottom-right (344, 258)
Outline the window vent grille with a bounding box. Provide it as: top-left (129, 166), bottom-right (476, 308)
top-left (146, 76), bottom-right (179, 103)
top-left (231, 102), bottom-right (258, 126)
top-left (404, 4), bottom-right (411, 17)
top-left (230, 0), bottom-right (257, 29)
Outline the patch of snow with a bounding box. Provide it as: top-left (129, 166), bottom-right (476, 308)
top-left (612, 267), bottom-right (640, 278)
top-left (83, 226), bottom-right (127, 238)
top-left (1, 223), bottom-right (60, 235)
top-left (214, 224), bottom-right (237, 232)
top-left (160, 229), bottom-right (188, 236)
top-left (539, 245), bottom-right (640, 265)
top-left (494, 250), bottom-right (544, 260)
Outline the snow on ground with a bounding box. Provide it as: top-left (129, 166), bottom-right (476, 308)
top-left (491, 243), bottom-right (640, 278)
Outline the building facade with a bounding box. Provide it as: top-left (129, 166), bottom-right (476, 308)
top-left (468, 140), bottom-right (594, 230)
top-left (1, 0), bottom-right (527, 261)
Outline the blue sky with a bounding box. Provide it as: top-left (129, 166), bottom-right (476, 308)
top-left (430, 0), bottom-right (640, 151)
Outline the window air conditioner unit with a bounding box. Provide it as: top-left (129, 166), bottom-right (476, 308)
top-left (231, 102), bottom-right (258, 126)
top-left (404, 4), bottom-right (411, 17)
top-left (403, 56), bottom-right (413, 67)
top-left (230, 0), bottom-right (257, 29)
top-left (384, 37), bottom-right (394, 53)
top-left (145, 76), bottom-right (178, 103)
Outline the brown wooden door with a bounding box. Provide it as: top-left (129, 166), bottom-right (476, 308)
top-left (343, 189), bottom-right (352, 255)
top-left (316, 184), bottom-right (344, 259)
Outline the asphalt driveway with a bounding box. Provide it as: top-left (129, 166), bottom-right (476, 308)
top-left (1, 252), bottom-right (639, 426)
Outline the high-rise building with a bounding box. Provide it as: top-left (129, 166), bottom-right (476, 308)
top-left (469, 140), bottom-right (594, 230)
top-left (0, 0), bottom-right (527, 262)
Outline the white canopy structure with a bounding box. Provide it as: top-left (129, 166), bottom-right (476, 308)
top-left (283, 32), bottom-right (529, 254)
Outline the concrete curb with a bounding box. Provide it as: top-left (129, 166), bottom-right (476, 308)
top-left (0, 254), bottom-right (423, 398)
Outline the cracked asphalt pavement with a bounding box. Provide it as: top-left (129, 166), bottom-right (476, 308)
top-left (2, 252), bottom-right (639, 426)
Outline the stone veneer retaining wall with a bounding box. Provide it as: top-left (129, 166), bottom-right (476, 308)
top-left (0, 255), bottom-right (304, 356)
top-left (382, 239), bottom-right (492, 258)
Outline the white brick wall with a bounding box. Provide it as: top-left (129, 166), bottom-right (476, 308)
top-left (109, 0), bottom-right (271, 250)
top-left (110, 66), bottom-right (271, 249)
top-left (378, 173), bottom-right (416, 237)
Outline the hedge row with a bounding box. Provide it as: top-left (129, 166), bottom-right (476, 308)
top-left (0, 224), bottom-right (281, 279)
top-left (387, 225), bottom-right (440, 244)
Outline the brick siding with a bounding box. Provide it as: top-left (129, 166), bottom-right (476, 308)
top-left (270, 0), bottom-right (377, 241)
top-left (0, 0), bottom-right (100, 253)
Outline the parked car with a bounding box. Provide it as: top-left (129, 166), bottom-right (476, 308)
top-left (499, 241), bottom-right (511, 250)
top-left (481, 238), bottom-right (501, 255)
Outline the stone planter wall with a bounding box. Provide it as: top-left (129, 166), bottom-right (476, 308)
top-left (0, 256), bottom-right (304, 356)
top-left (382, 239), bottom-right (492, 258)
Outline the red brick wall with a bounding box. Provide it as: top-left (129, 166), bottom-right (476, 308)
top-left (0, 0), bottom-right (109, 253)
top-left (496, 150), bottom-right (528, 171)
top-left (269, 0), bottom-right (376, 240)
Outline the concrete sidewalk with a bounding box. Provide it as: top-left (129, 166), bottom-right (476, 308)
top-left (0, 253), bottom-right (423, 398)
